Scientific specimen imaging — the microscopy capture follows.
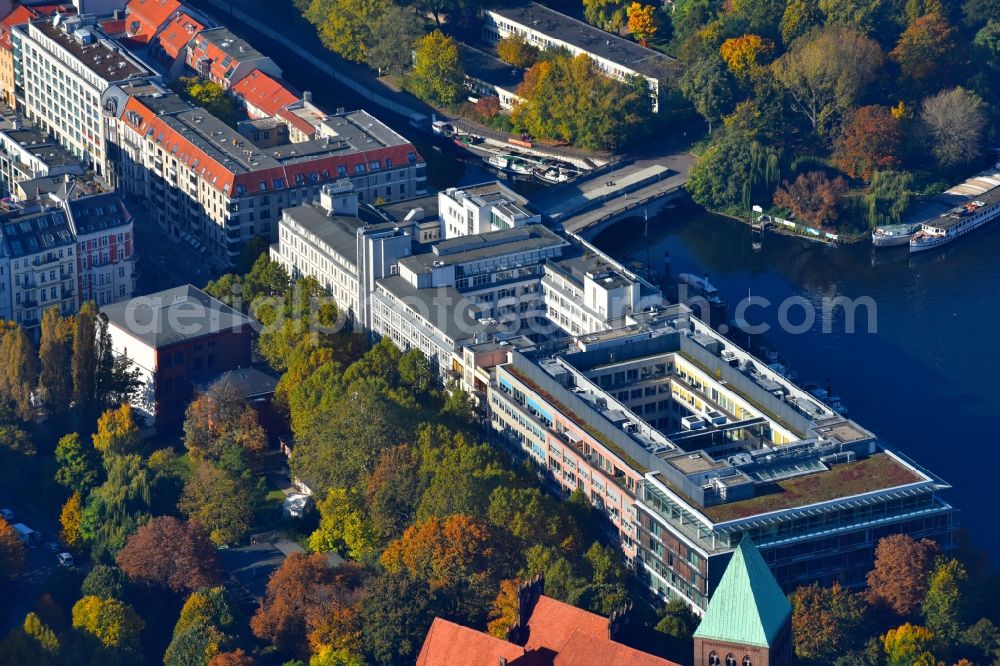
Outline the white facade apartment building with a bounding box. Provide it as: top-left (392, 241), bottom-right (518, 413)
top-left (483, 2), bottom-right (674, 112)
top-left (0, 202), bottom-right (78, 328)
top-left (16, 14), bottom-right (154, 177)
top-left (438, 182), bottom-right (539, 239)
top-left (108, 81), bottom-right (426, 267)
top-left (542, 255), bottom-right (646, 336)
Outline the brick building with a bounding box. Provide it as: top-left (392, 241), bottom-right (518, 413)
top-left (102, 284), bottom-right (253, 432)
top-left (692, 538), bottom-right (792, 666)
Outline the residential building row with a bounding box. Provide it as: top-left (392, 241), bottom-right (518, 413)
top-left (0, 0), bottom-right (426, 267)
top-left (0, 181), bottom-right (135, 329)
top-left (269, 178), bottom-right (954, 618)
top-left (483, 1), bottom-right (675, 112)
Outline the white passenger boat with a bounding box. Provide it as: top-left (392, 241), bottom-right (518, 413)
top-left (678, 273), bottom-right (723, 305)
top-left (910, 185), bottom-right (1000, 253)
top-left (508, 159), bottom-right (533, 176)
top-left (872, 223), bottom-right (918, 247)
top-left (486, 154), bottom-right (510, 170)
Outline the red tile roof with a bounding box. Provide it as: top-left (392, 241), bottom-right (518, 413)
top-left (155, 11), bottom-right (203, 61)
top-left (124, 0), bottom-right (181, 44)
top-left (0, 6), bottom-right (37, 51)
top-left (120, 96), bottom-right (422, 196)
top-left (554, 630), bottom-right (677, 666)
top-left (231, 69), bottom-right (299, 118)
top-left (524, 595), bottom-right (608, 653)
top-left (416, 618), bottom-right (529, 666)
top-left (276, 106), bottom-right (316, 138)
top-left (416, 596), bottom-right (681, 666)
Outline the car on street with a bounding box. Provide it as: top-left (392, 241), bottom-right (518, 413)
top-left (57, 553), bottom-right (74, 567)
top-left (44, 541), bottom-right (60, 553)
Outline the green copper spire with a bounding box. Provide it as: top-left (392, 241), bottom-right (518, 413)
top-left (693, 536), bottom-right (792, 648)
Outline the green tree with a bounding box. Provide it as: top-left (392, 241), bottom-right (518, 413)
top-left (291, 378), bottom-right (405, 493)
top-left (486, 486), bottom-right (580, 552)
top-left (583, 0), bottom-right (628, 32)
top-left (364, 5), bottom-right (424, 76)
top-left (418, 434), bottom-right (515, 520)
top-left (80, 454), bottom-right (152, 560)
top-left (922, 558), bottom-right (968, 648)
top-left (54, 432), bottom-right (101, 494)
top-left (360, 573), bottom-right (442, 666)
top-left (780, 0), bottom-right (823, 44)
top-left (773, 24), bottom-right (884, 134)
top-left (308, 487), bottom-right (377, 559)
top-left (72, 302), bottom-right (101, 417)
top-left (307, 0), bottom-right (392, 63)
top-left (309, 646), bottom-right (365, 666)
top-left (864, 170), bottom-right (914, 228)
top-left (38, 306), bottom-right (72, 420)
top-left (81, 564), bottom-right (129, 600)
top-left (178, 461), bottom-right (256, 546)
top-left (496, 34), bottom-right (541, 68)
top-left (165, 586), bottom-right (244, 666)
top-left (678, 55), bottom-right (736, 133)
top-left (173, 76), bottom-right (240, 126)
top-left (409, 30), bottom-right (465, 106)
top-left (656, 598), bottom-right (698, 641)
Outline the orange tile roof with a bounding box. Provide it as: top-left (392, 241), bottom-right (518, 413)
top-left (554, 629), bottom-right (678, 666)
top-left (416, 618), bottom-right (529, 666)
top-left (276, 106), bottom-right (316, 138)
top-left (1, 5), bottom-right (38, 28)
top-left (120, 96), bottom-right (423, 196)
top-left (124, 0), bottom-right (181, 44)
top-left (231, 69), bottom-right (299, 117)
top-left (524, 595), bottom-right (609, 653)
top-left (156, 11), bottom-right (203, 60)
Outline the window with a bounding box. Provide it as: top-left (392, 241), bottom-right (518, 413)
top-left (725, 655), bottom-right (736, 666)
top-left (742, 658), bottom-right (752, 666)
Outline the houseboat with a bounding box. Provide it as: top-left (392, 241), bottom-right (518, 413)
top-left (872, 223), bottom-right (919, 247)
top-left (910, 185), bottom-right (1000, 253)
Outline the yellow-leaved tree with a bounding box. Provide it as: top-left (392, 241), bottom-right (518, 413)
top-left (626, 3), bottom-right (658, 47)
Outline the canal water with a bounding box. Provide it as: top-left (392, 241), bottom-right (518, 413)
top-left (593, 203), bottom-right (999, 557)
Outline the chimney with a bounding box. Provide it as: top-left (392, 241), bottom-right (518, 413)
top-left (607, 601), bottom-right (633, 642)
top-left (498, 659), bottom-right (508, 666)
top-left (303, 90), bottom-right (312, 103)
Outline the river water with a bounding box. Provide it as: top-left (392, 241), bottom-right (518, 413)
top-left (593, 203), bottom-right (999, 556)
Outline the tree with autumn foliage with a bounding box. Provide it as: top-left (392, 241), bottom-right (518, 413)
top-left (0, 518), bottom-right (27, 581)
top-left (866, 534), bottom-right (940, 618)
top-left (833, 105), bottom-right (903, 181)
top-left (773, 171), bottom-right (848, 228)
top-left (183, 379), bottom-right (268, 472)
top-left (71, 595), bottom-right (145, 658)
top-left (59, 491), bottom-right (85, 552)
top-left (891, 13), bottom-right (958, 94)
top-left (719, 34), bottom-right (774, 81)
top-left (496, 34), bottom-right (539, 68)
top-left (116, 516), bottom-right (222, 593)
top-left (251, 554), bottom-right (365, 659)
top-left (920, 87), bottom-right (988, 171)
top-left (38, 306), bottom-right (73, 420)
top-left (922, 558), bottom-right (969, 649)
top-left (882, 623), bottom-right (937, 666)
top-left (627, 3), bottom-right (658, 47)
top-left (0, 321), bottom-right (37, 422)
top-left (92, 404), bottom-right (141, 458)
top-left (773, 24), bottom-right (884, 134)
top-left (487, 578), bottom-right (521, 638)
top-left (208, 650), bottom-right (255, 666)
top-left (408, 30), bottom-right (464, 106)
top-left (381, 514), bottom-right (510, 622)
top-left (790, 582), bottom-right (869, 663)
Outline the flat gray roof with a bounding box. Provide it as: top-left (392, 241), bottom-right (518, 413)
top-left (488, 2), bottom-right (674, 80)
top-left (28, 20), bottom-right (151, 82)
top-left (102, 284), bottom-right (252, 348)
top-left (399, 224), bottom-right (566, 273)
top-left (377, 274), bottom-right (491, 342)
top-left (282, 203), bottom-right (364, 265)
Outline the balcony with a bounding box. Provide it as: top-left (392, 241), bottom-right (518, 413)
top-left (32, 254), bottom-right (59, 267)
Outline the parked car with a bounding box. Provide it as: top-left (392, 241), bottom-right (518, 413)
top-left (44, 541), bottom-right (61, 553)
top-left (0, 509), bottom-right (14, 522)
top-left (57, 553), bottom-right (74, 567)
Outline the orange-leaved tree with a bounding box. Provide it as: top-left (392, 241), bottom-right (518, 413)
top-left (720, 34), bottom-right (774, 81)
top-left (833, 105), bottom-right (902, 181)
top-left (866, 534), bottom-right (939, 618)
top-left (773, 172), bottom-right (848, 229)
top-left (626, 3), bottom-right (658, 47)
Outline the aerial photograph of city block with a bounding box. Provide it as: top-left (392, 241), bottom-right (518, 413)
top-left (0, 0), bottom-right (996, 663)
